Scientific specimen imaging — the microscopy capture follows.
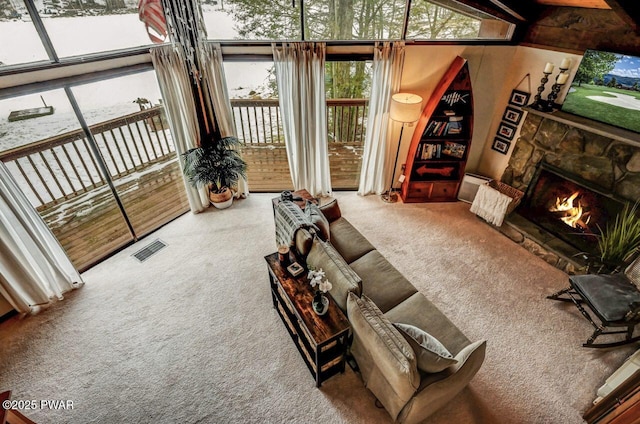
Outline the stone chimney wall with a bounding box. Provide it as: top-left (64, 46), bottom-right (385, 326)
top-left (501, 113), bottom-right (640, 203)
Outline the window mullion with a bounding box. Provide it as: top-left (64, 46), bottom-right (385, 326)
top-left (23, 0), bottom-right (59, 62)
top-left (402, 0), bottom-right (411, 40)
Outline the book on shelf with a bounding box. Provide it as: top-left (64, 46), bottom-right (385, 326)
top-left (447, 116), bottom-right (463, 135)
top-left (417, 143), bottom-right (442, 160)
top-left (424, 116), bottom-right (464, 137)
top-left (441, 141), bottom-right (466, 159)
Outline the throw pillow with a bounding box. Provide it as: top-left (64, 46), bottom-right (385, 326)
top-left (393, 323), bottom-right (458, 373)
top-left (307, 238), bottom-right (362, 313)
top-left (319, 198), bottom-right (342, 222)
top-left (305, 201), bottom-right (330, 241)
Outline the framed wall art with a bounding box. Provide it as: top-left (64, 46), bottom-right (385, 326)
top-left (491, 137), bottom-right (511, 155)
top-left (497, 122), bottom-right (517, 141)
top-left (509, 89), bottom-right (530, 107)
top-left (502, 107), bottom-right (523, 125)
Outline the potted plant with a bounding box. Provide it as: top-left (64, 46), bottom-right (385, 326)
top-left (592, 201), bottom-right (640, 273)
top-left (182, 136), bottom-right (247, 209)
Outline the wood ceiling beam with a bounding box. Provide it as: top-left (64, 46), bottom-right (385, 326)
top-left (603, 0), bottom-right (640, 32)
top-left (453, 0), bottom-right (542, 23)
top-left (452, 0), bottom-right (524, 23)
top-left (486, 0), bottom-right (543, 22)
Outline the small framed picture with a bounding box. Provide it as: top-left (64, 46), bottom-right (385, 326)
top-left (287, 262), bottom-right (304, 277)
top-left (509, 89), bottom-right (530, 107)
top-left (491, 137), bottom-right (511, 155)
top-left (503, 106), bottom-right (523, 125)
top-left (497, 122), bottom-right (517, 141)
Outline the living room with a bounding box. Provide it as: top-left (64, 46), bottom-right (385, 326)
top-left (1, 1), bottom-right (640, 423)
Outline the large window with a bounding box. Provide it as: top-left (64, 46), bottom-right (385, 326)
top-left (222, 58), bottom-right (371, 191)
top-left (202, 1), bottom-right (300, 40)
top-left (41, 13), bottom-right (158, 58)
top-left (305, 0), bottom-right (405, 40)
top-left (203, 0), bottom-right (513, 41)
top-left (224, 61), bottom-right (291, 191)
top-left (0, 0), bottom-right (49, 66)
top-left (325, 60), bottom-right (371, 189)
top-left (0, 71), bottom-right (189, 271)
top-left (0, 0), bottom-right (162, 69)
top-left (1, 0), bottom-right (515, 72)
top-left (407, 0), bottom-right (512, 40)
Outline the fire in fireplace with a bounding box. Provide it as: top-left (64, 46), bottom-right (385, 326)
top-left (549, 191), bottom-right (592, 232)
top-left (518, 163), bottom-right (625, 257)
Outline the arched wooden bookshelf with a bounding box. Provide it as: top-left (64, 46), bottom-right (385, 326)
top-left (400, 56), bottom-right (474, 203)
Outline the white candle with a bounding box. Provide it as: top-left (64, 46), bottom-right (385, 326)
top-left (557, 73), bottom-right (569, 84)
top-left (544, 62), bottom-right (554, 73)
top-left (560, 58), bottom-right (571, 69)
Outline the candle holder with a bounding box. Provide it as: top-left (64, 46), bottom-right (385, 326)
top-left (530, 71), bottom-right (553, 112)
top-left (546, 67), bottom-right (570, 111)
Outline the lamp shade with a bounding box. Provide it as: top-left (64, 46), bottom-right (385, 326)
top-left (390, 93), bottom-right (423, 123)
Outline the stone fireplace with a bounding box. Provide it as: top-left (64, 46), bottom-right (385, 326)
top-left (518, 162), bottom-right (625, 258)
top-left (498, 111), bottom-right (640, 273)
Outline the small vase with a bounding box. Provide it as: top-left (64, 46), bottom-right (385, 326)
top-left (312, 291), bottom-right (329, 316)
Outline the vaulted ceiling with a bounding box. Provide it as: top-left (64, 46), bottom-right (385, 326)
top-left (457, 0), bottom-right (637, 29)
top-left (455, 0), bottom-right (640, 53)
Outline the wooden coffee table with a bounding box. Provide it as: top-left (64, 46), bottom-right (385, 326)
top-left (265, 252), bottom-right (350, 387)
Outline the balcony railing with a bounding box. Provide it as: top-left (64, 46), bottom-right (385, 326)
top-left (231, 98), bottom-right (369, 145)
top-left (0, 106), bottom-right (175, 211)
top-left (0, 99), bottom-right (367, 268)
top-left (231, 98), bottom-right (368, 190)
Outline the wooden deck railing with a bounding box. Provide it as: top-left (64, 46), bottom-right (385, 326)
top-left (230, 98), bottom-right (369, 145)
top-left (0, 106), bottom-right (174, 210)
top-left (231, 98), bottom-right (368, 190)
top-left (0, 98), bottom-right (368, 211)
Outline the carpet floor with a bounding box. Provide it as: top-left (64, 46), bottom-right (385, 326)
top-left (0, 192), bottom-right (636, 424)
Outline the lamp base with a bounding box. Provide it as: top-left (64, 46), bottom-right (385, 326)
top-left (381, 190), bottom-right (399, 203)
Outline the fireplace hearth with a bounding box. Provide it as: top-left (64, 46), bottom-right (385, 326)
top-left (518, 163), bottom-right (625, 259)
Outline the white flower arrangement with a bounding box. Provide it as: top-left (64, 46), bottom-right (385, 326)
top-left (307, 268), bottom-right (332, 293)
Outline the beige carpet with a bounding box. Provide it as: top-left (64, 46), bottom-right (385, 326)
top-left (0, 192), bottom-right (636, 424)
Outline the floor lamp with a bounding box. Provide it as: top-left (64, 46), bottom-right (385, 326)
top-left (381, 93), bottom-right (423, 203)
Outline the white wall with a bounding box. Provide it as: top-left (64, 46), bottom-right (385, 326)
top-left (395, 44), bottom-right (583, 184)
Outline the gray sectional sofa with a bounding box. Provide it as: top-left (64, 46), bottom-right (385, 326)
top-left (286, 198), bottom-right (486, 424)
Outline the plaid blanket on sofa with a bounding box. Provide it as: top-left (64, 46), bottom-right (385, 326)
top-left (275, 201), bottom-right (318, 248)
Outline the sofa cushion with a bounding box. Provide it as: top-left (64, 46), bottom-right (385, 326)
top-left (305, 202), bottom-right (330, 241)
top-left (328, 217), bottom-right (375, 263)
top-left (349, 250), bottom-right (418, 313)
top-left (393, 323), bottom-right (457, 373)
top-left (319, 198), bottom-right (342, 223)
top-left (347, 293), bottom-right (419, 421)
top-left (385, 292), bottom-right (470, 356)
top-left (295, 228), bottom-right (314, 257)
top-left (307, 237), bottom-right (362, 313)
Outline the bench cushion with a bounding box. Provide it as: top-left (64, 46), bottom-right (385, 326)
top-left (349, 250), bottom-right (418, 313)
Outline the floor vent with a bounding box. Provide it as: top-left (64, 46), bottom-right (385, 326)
top-left (132, 239), bottom-right (167, 262)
